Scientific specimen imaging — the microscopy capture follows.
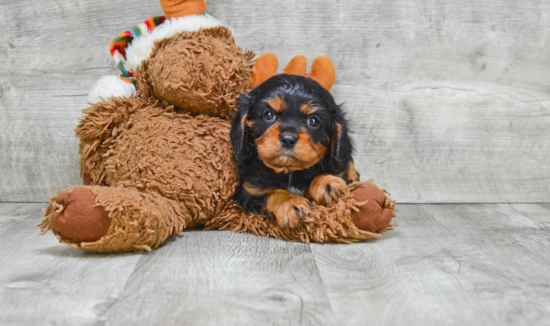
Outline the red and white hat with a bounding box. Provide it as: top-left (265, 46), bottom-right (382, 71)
top-left (88, 0), bottom-right (221, 103)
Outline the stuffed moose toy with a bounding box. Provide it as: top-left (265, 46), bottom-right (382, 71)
top-left (39, 0), bottom-right (396, 253)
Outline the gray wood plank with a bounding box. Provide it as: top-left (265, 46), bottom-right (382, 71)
top-left (0, 203), bottom-right (336, 325)
top-left (420, 204), bottom-right (550, 324)
top-left (105, 231), bottom-right (337, 326)
top-left (505, 204), bottom-right (550, 231)
top-left (0, 0), bottom-right (164, 202)
top-left (3, 203), bottom-right (550, 325)
top-left (333, 83), bottom-right (550, 203)
top-left (2, 0), bottom-right (550, 203)
top-left (311, 204), bottom-right (550, 326)
top-left (422, 204), bottom-right (550, 270)
top-left (0, 203), bottom-right (43, 235)
top-left (0, 203), bottom-right (144, 326)
top-left (0, 74), bottom-right (91, 202)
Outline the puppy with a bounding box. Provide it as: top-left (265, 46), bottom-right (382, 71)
top-left (230, 74), bottom-right (359, 228)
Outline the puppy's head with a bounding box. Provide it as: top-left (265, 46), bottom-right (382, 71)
top-left (231, 74), bottom-right (351, 174)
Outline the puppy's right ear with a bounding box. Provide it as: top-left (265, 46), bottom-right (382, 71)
top-left (231, 93), bottom-right (254, 163)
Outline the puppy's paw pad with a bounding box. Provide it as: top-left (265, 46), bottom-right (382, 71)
top-left (309, 174), bottom-right (347, 206)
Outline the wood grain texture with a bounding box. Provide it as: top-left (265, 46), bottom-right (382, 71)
top-left (0, 203), bottom-right (144, 326)
top-left (311, 204), bottom-right (550, 326)
top-left (510, 203), bottom-right (550, 226)
top-left (0, 203), bottom-right (337, 326)
top-left (1, 203), bottom-right (549, 325)
top-left (0, 0), bottom-right (164, 202)
top-left (105, 231), bottom-right (336, 326)
top-left (1, 0), bottom-right (550, 202)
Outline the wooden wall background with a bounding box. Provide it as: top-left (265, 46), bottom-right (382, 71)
top-left (1, 0), bottom-right (549, 203)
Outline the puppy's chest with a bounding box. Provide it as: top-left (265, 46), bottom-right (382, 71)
top-left (286, 173), bottom-right (303, 196)
top-left (270, 171), bottom-right (315, 196)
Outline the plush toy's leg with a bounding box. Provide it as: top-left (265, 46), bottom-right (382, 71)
top-left (76, 97), bottom-right (152, 185)
top-left (206, 181), bottom-right (395, 244)
top-left (40, 186), bottom-right (205, 253)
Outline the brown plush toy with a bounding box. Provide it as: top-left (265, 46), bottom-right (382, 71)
top-left (39, 0), bottom-right (396, 253)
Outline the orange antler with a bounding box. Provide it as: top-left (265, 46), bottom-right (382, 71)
top-left (306, 56), bottom-right (336, 91)
top-left (159, 0), bottom-right (207, 19)
top-left (249, 54), bottom-right (336, 91)
top-left (282, 55), bottom-right (307, 75)
top-left (248, 53), bottom-right (279, 88)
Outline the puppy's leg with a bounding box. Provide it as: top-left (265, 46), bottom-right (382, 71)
top-left (344, 162), bottom-right (360, 183)
top-left (266, 190), bottom-right (311, 228)
top-left (234, 183), bottom-right (272, 214)
top-left (309, 174), bottom-right (348, 206)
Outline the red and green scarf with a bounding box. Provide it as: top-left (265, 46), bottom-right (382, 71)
top-left (109, 16), bottom-right (166, 84)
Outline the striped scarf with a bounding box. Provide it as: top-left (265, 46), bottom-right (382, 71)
top-left (110, 16), bottom-right (166, 84)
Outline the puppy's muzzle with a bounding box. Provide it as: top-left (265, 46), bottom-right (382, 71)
top-left (280, 132), bottom-right (298, 149)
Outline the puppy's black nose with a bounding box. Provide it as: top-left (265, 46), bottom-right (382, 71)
top-left (280, 133), bottom-right (298, 149)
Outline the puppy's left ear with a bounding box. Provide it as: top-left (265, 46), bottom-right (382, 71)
top-left (231, 93), bottom-right (253, 163)
top-left (329, 105), bottom-right (353, 173)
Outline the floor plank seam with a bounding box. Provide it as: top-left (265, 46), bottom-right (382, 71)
top-left (308, 244), bottom-right (339, 321)
top-left (100, 252), bottom-right (145, 325)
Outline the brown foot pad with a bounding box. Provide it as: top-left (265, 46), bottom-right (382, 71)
top-left (50, 187), bottom-right (111, 242)
top-left (350, 184), bottom-right (394, 233)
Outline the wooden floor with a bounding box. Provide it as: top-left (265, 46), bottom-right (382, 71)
top-left (0, 203), bottom-right (549, 326)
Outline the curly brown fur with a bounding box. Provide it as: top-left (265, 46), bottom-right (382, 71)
top-left (76, 96), bottom-right (152, 184)
top-left (135, 26), bottom-right (255, 118)
top-left (41, 185), bottom-right (195, 253)
top-left (231, 75), bottom-right (359, 225)
top-left (39, 181), bottom-right (391, 252)
top-left (41, 21), bottom-right (396, 253)
top-left (104, 104), bottom-right (240, 218)
top-left (205, 181), bottom-right (387, 244)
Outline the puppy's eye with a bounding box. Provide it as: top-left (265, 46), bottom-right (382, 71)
top-left (307, 117), bottom-right (320, 128)
top-left (263, 110), bottom-right (277, 122)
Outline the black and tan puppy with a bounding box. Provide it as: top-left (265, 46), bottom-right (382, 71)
top-left (231, 74), bottom-right (359, 227)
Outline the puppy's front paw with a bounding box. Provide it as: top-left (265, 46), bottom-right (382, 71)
top-left (267, 190), bottom-right (311, 228)
top-left (309, 174), bottom-right (347, 206)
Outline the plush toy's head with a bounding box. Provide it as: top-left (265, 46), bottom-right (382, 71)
top-left (134, 25), bottom-right (254, 118)
top-left (90, 0), bottom-right (254, 118)
top-left (89, 0), bottom-right (339, 120)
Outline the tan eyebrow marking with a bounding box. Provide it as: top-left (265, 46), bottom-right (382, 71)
top-left (265, 96), bottom-right (287, 113)
top-left (299, 103), bottom-right (318, 115)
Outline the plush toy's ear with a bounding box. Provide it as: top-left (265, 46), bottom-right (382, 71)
top-left (231, 94), bottom-right (254, 163)
top-left (329, 104), bottom-right (353, 172)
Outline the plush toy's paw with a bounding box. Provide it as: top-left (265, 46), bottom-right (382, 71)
top-left (49, 187), bottom-right (111, 242)
top-left (266, 190), bottom-right (311, 228)
top-left (350, 183), bottom-right (394, 233)
top-left (309, 174), bottom-right (348, 206)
